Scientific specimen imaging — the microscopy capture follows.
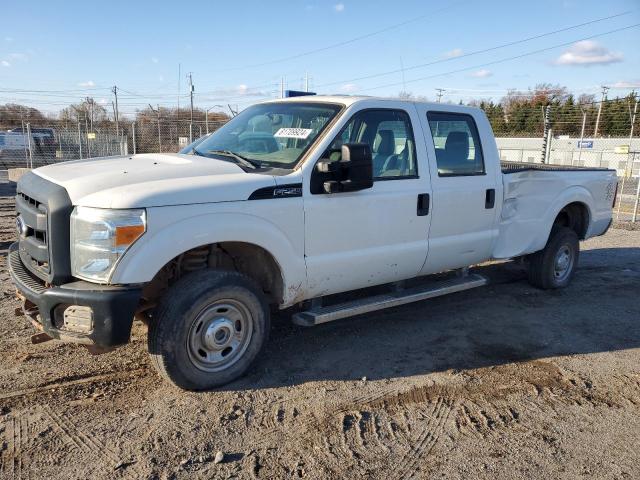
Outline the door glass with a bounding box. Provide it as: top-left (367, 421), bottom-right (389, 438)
top-left (324, 109), bottom-right (417, 178)
top-left (426, 112), bottom-right (485, 176)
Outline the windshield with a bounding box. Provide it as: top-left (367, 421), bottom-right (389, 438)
top-left (193, 102), bottom-right (342, 168)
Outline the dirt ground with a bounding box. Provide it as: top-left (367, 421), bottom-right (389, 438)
top-left (0, 176), bottom-right (639, 480)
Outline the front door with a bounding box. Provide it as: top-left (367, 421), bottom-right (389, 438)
top-left (303, 105), bottom-right (432, 298)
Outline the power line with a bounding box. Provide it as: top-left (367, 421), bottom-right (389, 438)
top-left (215, 1), bottom-right (469, 72)
top-left (316, 11), bottom-right (634, 89)
top-left (349, 23), bottom-right (640, 94)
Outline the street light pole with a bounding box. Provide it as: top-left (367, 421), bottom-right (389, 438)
top-left (205, 105), bottom-right (224, 134)
top-left (149, 104), bottom-right (162, 153)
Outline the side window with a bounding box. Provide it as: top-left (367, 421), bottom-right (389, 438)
top-left (426, 112), bottom-right (485, 176)
top-left (324, 109), bottom-right (417, 179)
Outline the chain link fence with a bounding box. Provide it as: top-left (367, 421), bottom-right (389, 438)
top-left (0, 119), bottom-right (227, 169)
top-left (2, 111), bottom-right (639, 222)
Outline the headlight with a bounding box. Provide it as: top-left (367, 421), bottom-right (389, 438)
top-left (71, 206), bottom-right (146, 283)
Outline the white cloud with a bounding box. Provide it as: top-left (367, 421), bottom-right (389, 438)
top-left (158, 74), bottom-right (164, 82)
top-left (1, 60), bottom-right (10, 67)
top-left (341, 83), bottom-right (358, 92)
top-left (151, 57), bottom-right (159, 63)
top-left (78, 80), bottom-right (95, 87)
top-left (444, 48), bottom-right (463, 58)
top-left (5, 37), bottom-right (13, 42)
top-left (470, 69), bottom-right (492, 78)
top-left (612, 80), bottom-right (640, 88)
top-left (555, 41), bottom-right (623, 66)
top-left (98, 98), bottom-right (108, 105)
top-left (334, 3), bottom-right (345, 12)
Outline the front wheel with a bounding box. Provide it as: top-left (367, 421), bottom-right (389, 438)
top-left (148, 269), bottom-right (270, 390)
top-left (527, 227), bottom-right (579, 289)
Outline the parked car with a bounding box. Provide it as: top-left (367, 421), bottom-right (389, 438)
top-left (10, 96), bottom-right (617, 390)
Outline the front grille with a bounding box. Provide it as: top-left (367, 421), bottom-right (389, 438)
top-left (15, 171), bottom-right (73, 285)
top-left (16, 191), bottom-right (50, 276)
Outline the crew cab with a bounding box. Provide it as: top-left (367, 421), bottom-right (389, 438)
top-left (10, 96), bottom-right (617, 390)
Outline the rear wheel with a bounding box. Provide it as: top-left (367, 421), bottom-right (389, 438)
top-left (148, 269), bottom-right (270, 390)
top-left (527, 227), bottom-right (579, 289)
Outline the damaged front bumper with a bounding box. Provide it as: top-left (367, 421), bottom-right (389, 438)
top-left (8, 243), bottom-right (142, 347)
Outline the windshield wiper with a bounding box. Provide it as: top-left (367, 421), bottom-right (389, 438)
top-left (206, 150), bottom-right (262, 170)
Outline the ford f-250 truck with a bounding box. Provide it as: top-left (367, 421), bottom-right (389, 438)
top-left (10, 96), bottom-right (617, 390)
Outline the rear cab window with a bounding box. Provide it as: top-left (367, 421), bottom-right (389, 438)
top-left (426, 112), bottom-right (485, 177)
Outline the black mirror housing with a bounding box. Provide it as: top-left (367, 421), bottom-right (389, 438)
top-left (319, 143), bottom-right (373, 194)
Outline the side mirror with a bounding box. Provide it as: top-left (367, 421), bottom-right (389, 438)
top-left (316, 143), bottom-right (373, 194)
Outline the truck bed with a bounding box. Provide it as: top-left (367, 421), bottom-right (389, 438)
top-left (501, 161), bottom-right (613, 174)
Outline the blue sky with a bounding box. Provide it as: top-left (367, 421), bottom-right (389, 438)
top-left (1, 0), bottom-right (639, 116)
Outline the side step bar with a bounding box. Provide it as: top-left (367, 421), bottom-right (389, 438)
top-left (292, 273), bottom-right (487, 327)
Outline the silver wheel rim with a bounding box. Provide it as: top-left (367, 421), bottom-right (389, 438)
top-left (553, 244), bottom-right (574, 283)
top-left (186, 299), bottom-right (253, 372)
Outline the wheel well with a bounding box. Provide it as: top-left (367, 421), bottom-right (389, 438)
top-left (141, 242), bottom-right (284, 309)
top-left (552, 202), bottom-right (589, 239)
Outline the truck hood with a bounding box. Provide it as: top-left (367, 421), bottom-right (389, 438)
top-left (33, 153), bottom-right (276, 208)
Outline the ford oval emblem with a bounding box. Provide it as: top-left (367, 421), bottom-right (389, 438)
top-left (16, 215), bottom-right (28, 238)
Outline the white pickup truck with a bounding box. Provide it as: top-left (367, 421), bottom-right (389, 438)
top-left (10, 96), bottom-right (617, 390)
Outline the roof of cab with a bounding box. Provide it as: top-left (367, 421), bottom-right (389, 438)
top-left (261, 94), bottom-right (477, 112)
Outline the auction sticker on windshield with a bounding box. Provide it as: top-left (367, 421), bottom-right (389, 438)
top-left (274, 128), bottom-right (313, 139)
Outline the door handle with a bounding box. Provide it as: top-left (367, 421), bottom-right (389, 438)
top-left (417, 193), bottom-right (430, 216)
top-left (485, 189), bottom-right (495, 209)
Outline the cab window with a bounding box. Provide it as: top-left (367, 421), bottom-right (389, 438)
top-left (427, 112), bottom-right (485, 176)
top-left (324, 109), bottom-right (417, 179)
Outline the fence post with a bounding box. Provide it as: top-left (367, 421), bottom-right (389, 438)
top-left (132, 122), bottom-right (137, 154)
top-left (616, 176), bottom-right (626, 220)
top-left (26, 122), bottom-right (33, 168)
top-left (632, 174), bottom-right (639, 222)
top-left (77, 120), bottom-right (83, 159)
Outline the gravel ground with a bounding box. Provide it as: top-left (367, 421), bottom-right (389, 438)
top-left (0, 177), bottom-right (639, 480)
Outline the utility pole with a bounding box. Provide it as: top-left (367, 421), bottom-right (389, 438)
top-left (541, 104), bottom-right (551, 164)
top-left (112, 86), bottom-right (119, 136)
top-left (304, 72), bottom-right (309, 93)
top-left (188, 73), bottom-right (194, 142)
top-left (435, 88), bottom-right (445, 103)
top-left (280, 77), bottom-right (285, 98)
top-left (149, 104), bottom-right (162, 152)
top-left (594, 85), bottom-right (609, 137)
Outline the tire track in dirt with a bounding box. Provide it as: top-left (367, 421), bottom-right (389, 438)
top-left (391, 396), bottom-right (455, 480)
top-left (0, 368), bottom-right (147, 402)
top-left (42, 404), bottom-right (144, 479)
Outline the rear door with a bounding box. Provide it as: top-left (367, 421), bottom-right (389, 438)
top-left (302, 102), bottom-right (432, 298)
top-left (415, 107), bottom-right (500, 274)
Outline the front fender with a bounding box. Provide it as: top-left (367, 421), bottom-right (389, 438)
top-left (110, 210), bottom-right (307, 307)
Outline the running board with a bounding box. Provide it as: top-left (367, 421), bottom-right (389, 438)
top-left (292, 274), bottom-right (487, 327)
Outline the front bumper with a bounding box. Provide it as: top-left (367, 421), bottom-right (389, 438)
top-left (8, 243), bottom-right (142, 347)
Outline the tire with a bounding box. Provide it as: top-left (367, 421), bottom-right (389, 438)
top-left (527, 227), bottom-right (579, 289)
top-left (148, 269), bottom-right (270, 390)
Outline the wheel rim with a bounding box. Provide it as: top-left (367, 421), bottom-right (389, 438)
top-left (553, 244), bottom-right (574, 283)
top-left (186, 299), bottom-right (253, 372)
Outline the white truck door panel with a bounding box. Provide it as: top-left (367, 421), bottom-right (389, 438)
top-left (416, 107), bottom-right (501, 274)
top-left (303, 104), bottom-right (432, 298)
